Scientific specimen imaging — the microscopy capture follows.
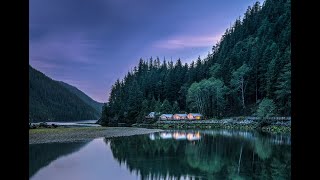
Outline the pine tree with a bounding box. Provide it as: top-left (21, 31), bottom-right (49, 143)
top-left (172, 101), bottom-right (180, 114)
top-left (160, 99), bottom-right (172, 113)
top-left (275, 62), bottom-right (291, 115)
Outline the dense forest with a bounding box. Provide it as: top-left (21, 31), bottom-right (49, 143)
top-left (29, 65), bottom-right (101, 122)
top-left (99, 0), bottom-right (291, 125)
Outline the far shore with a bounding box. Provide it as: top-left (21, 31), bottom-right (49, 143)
top-left (29, 127), bottom-right (163, 144)
top-left (133, 117), bottom-right (291, 133)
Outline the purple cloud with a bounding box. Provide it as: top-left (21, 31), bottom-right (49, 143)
top-left (29, 32), bottom-right (100, 67)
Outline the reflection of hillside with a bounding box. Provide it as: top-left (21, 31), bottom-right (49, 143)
top-left (107, 131), bottom-right (291, 179)
top-left (29, 141), bottom-right (89, 178)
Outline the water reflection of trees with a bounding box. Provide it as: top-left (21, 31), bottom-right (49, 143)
top-left (105, 131), bottom-right (291, 180)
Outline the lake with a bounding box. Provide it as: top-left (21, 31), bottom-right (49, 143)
top-left (29, 129), bottom-right (291, 180)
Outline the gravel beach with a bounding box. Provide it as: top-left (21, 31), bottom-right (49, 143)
top-left (29, 127), bottom-right (163, 144)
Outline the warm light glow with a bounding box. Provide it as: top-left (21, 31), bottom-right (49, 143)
top-left (186, 132), bottom-right (201, 141)
top-left (173, 132), bottom-right (187, 140)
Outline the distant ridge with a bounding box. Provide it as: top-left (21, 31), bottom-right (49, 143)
top-left (29, 65), bottom-right (101, 122)
top-left (59, 81), bottom-right (103, 116)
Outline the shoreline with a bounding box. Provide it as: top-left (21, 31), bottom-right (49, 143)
top-left (29, 127), bottom-right (163, 144)
top-left (133, 118), bottom-right (291, 133)
top-left (30, 118), bottom-right (291, 144)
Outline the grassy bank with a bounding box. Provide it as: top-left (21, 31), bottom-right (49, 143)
top-left (29, 126), bottom-right (163, 144)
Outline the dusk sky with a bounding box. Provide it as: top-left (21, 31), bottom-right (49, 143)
top-left (30, 0), bottom-right (262, 103)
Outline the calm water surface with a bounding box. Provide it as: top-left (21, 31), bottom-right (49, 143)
top-left (29, 129), bottom-right (291, 180)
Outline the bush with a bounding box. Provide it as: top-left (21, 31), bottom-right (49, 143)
top-left (256, 98), bottom-right (276, 118)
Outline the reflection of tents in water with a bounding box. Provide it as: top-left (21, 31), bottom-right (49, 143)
top-left (186, 132), bottom-right (201, 141)
top-left (173, 132), bottom-right (187, 140)
top-left (160, 132), bottom-right (173, 139)
top-left (149, 132), bottom-right (202, 141)
top-left (149, 133), bottom-right (162, 140)
top-left (149, 134), bottom-right (155, 140)
top-left (173, 132), bottom-right (201, 141)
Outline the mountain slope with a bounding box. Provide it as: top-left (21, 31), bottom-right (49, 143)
top-left (29, 65), bottom-right (99, 122)
top-left (99, 0), bottom-right (291, 125)
top-left (59, 81), bottom-right (103, 115)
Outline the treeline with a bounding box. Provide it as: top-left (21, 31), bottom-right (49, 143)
top-left (29, 65), bottom-right (100, 122)
top-left (99, 0), bottom-right (291, 125)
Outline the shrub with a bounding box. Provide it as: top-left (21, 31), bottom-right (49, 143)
top-left (256, 98), bottom-right (276, 118)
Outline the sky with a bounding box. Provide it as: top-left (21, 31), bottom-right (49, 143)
top-left (30, 0), bottom-right (262, 103)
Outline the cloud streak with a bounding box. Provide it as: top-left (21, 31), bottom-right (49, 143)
top-left (29, 32), bottom-right (100, 66)
top-left (152, 34), bottom-right (222, 50)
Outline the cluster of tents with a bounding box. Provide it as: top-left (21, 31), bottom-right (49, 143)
top-left (146, 112), bottom-right (203, 120)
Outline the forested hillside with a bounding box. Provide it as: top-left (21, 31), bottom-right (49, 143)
top-left (59, 81), bottom-right (103, 116)
top-left (29, 65), bottom-right (100, 122)
top-left (99, 0), bottom-right (291, 125)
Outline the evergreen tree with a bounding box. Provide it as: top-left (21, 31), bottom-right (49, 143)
top-left (154, 99), bottom-right (162, 113)
top-left (172, 101), bottom-right (180, 114)
top-left (275, 62), bottom-right (291, 115)
top-left (160, 99), bottom-right (172, 113)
